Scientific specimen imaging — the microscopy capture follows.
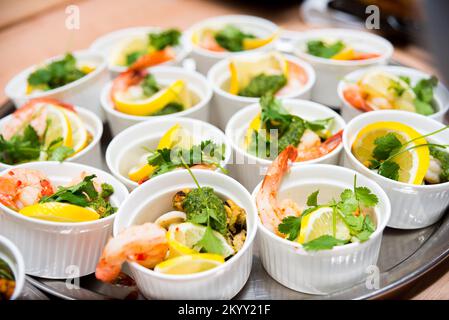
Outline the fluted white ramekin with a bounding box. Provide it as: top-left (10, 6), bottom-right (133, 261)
top-left (252, 164), bottom-right (391, 294)
top-left (225, 99), bottom-right (345, 191)
top-left (113, 169), bottom-right (257, 300)
top-left (338, 66), bottom-right (449, 123)
top-left (101, 66), bottom-right (212, 136)
top-left (0, 162), bottom-right (129, 279)
top-left (4, 50), bottom-right (109, 121)
top-left (0, 235), bottom-right (25, 300)
top-left (185, 15), bottom-right (279, 74)
top-left (106, 117), bottom-right (232, 191)
top-left (89, 27), bottom-right (191, 78)
top-left (207, 53), bottom-right (315, 130)
top-left (0, 106), bottom-right (103, 170)
top-left (293, 28), bottom-right (393, 107)
top-left (343, 110), bottom-right (449, 229)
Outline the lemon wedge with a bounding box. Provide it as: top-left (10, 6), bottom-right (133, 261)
top-left (154, 253), bottom-right (224, 275)
top-left (167, 222), bottom-right (234, 258)
top-left (19, 202), bottom-right (99, 222)
top-left (298, 207), bottom-right (350, 244)
top-left (352, 121), bottom-right (430, 184)
top-left (242, 33), bottom-right (277, 50)
top-left (359, 70), bottom-right (416, 112)
top-left (113, 80), bottom-right (186, 116)
top-left (228, 52), bottom-right (289, 95)
top-left (109, 35), bottom-right (148, 67)
top-left (61, 108), bottom-right (88, 155)
top-left (331, 47), bottom-right (355, 60)
top-left (44, 104), bottom-right (72, 148)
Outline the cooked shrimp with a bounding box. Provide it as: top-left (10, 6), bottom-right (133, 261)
top-left (95, 223), bottom-right (168, 283)
top-left (129, 47), bottom-right (175, 71)
top-left (296, 129), bottom-right (343, 162)
top-left (343, 85), bottom-right (372, 112)
top-left (0, 168), bottom-right (54, 211)
top-left (110, 69), bottom-right (148, 101)
top-left (199, 31), bottom-right (226, 52)
top-left (276, 62), bottom-right (308, 96)
top-left (256, 145), bottom-right (300, 234)
top-left (351, 52), bottom-right (381, 60)
top-left (66, 171), bottom-right (102, 193)
top-left (1, 98), bottom-right (76, 140)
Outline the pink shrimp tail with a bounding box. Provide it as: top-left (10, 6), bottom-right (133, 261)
top-left (323, 130), bottom-right (343, 151)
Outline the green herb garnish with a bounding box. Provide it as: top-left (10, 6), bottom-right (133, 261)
top-left (149, 29), bottom-right (181, 51)
top-left (214, 25), bottom-right (255, 52)
top-left (238, 74), bottom-right (287, 97)
top-left (306, 40), bottom-right (345, 58)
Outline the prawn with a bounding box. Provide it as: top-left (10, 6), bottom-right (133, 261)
top-left (256, 145), bottom-right (300, 234)
top-left (296, 129), bottom-right (343, 162)
top-left (129, 47), bottom-right (175, 71)
top-left (343, 84), bottom-right (373, 112)
top-left (95, 223), bottom-right (168, 283)
top-left (276, 62), bottom-right (308, 96)
top-left (110, 69), bottom-right (148, 101)
top-left (0, 168), bottom-right (54, 211)
top-left (199, 31), bottom-right (226, 52)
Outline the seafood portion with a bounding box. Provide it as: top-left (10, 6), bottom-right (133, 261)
top-left (0, 98), bottom-right (92, 165)
top-left (0, 258), bottom-right (15, 300)
top-left (0, 168), bottom-right (116, 222)
top-left (227, 52), bottom-right (307, 98)
top-left (245, 96), bottom-right (342, 161)
top-left (351, 121), bottom-right (449, 185)
top-left (110, 69), bottom-right (196, 116)
top-left (26, 53), bottom-right (95, 94)
top-left (96, 170), bottom-right (247, 282)
top-left (109, 29), bottom-right (181, 69)
top-left (343, 70), bottom-right (438, 116)
top-left (257, 146), bottom-right (379, 251)
top-left (193, 25), bottom-right (275, 52)
top-left (127, 124), bottom-right (225, 184)
top-left (306, 39), bottom-right (380, 61)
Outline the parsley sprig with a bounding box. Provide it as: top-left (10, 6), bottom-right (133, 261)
top-left (277, 175), bottom-right (378, 251)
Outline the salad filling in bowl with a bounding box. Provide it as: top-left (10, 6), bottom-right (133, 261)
top-left (90, 27), bottom-right (190, 76)
top-left (0, 162), bottom-right (129, 278)
top-left (101, 66), bottom-right (212, 135)
top-left (208, 52), bottom-right (315, 129)
top-left (0, 235), bottom-right (25, 300)
top-left (186, 15), bottom-right (279, 74)
top-left (292, 28), bottom-right (393, 106)
top-left (0, 98), bottom-right (103, 169)
top-left (106, 118), bottom-right (231, 190)
top-left (225, 96), bottom-right (345, 190)
top-left (103, 169), bottom-right (257, 299)
top-left (5, 51), bottom-right (108, 120)
top-left (339, 66), bottom-right (449, 122)
top-left (252, 150), bottom-right (390, 294)
top-left (343, 110), bottom-right (449, 229)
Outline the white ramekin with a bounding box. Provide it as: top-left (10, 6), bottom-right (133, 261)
top-left (0, 235), bottom-right (25, 300)
top-left (0, 106), bottom-right (103, 170)
top-left (225, 99), bottom-right (346, 191)
top-left (113, 169), bottom-right (257, 300)
top-left (343, 110), bottom-right (449, 229)
top-left (0, 162), bottom-right (129, 279)
top-left (89, 27), bottom-right (191, 78)
top-left (338, 65), bottom-right (449, 123)
top-left (252, 164), bottom-right (391, 294)
top-left (293, 28), bottom-right (393, 107)
top-left (185, 15), bottom-right (279, 74)
top-left (4, 50), bottom-right (109, 122)
top-left (106, 117), bottom-right (232, 191)
top-left (207, 53), bottom-right (315, 130)
top-left (101, 66), bottom-right (212, 136)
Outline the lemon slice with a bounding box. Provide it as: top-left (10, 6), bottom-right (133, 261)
top-left (114, 80), bottom-right (186, 116)
top-left (19, 202), bottom-right (99, 222)
top-left (128, 124), bottom-right (185, 182)
top-left (109, 35), bottom-right (148, 66)
top-left (242, 33), bottom-right (277, 50)
top-left (244, 112), bottom-right (261, 147)
top-left (298, 207), bottom-right (350, 244)
top-left (167, 222), bottom-right (234, 258)
top-left (44, 104), bottom-right (72, 148)
top-left (154, 253), bottom-right (224, 275)
top-left (331, 47), bottom-right (355, 60)
top-left (61, 108), bottom-right (88, 155)
top-left (229, 52), bottom-right (288, 95)
top-left (359, 70), bottom-right (416, 112)
top-left (352, 121), bottom-right (430, 184)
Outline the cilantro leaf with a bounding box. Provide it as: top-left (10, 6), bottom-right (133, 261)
top-left (278, 216), bottom-right (302, 241)
top-left (302, 235), bottom-right (348, 251)
top-left (151, 102), bottom-right (184, 116)
top-left (47, 145), bottom-right (74, 161)
top-left (306, 190), bottom-right (319, 207)
top-left (214, 25), bottom-right (255, 52)
top-left (306, 40), bottom-right (345, 58)
top-left (0, 125), bottom-right (41, 164)
top-left (238, 74), bottom-right (287, 98)
top-left (430, 146), bottom-right (449, 183)
top-left (141, 74), bottom-right (160, 97)
top-left (373, 133), bottom-right (402, 161)
top-left (413, 99), bottom-right (434, 116)
top-left (126, 51), bottom-right (145, 66)
top-left (149, 29), bottom-right (181, 51)
top-left (378, 160), bottom-right (400, 181)
top-left (355, 186), bottom-right (379, 208)
top-left (195, 226), bottom-right (225, 256)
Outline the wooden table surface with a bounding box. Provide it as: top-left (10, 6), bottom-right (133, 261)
top-left (0, 0), bottom-right (447, 300)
